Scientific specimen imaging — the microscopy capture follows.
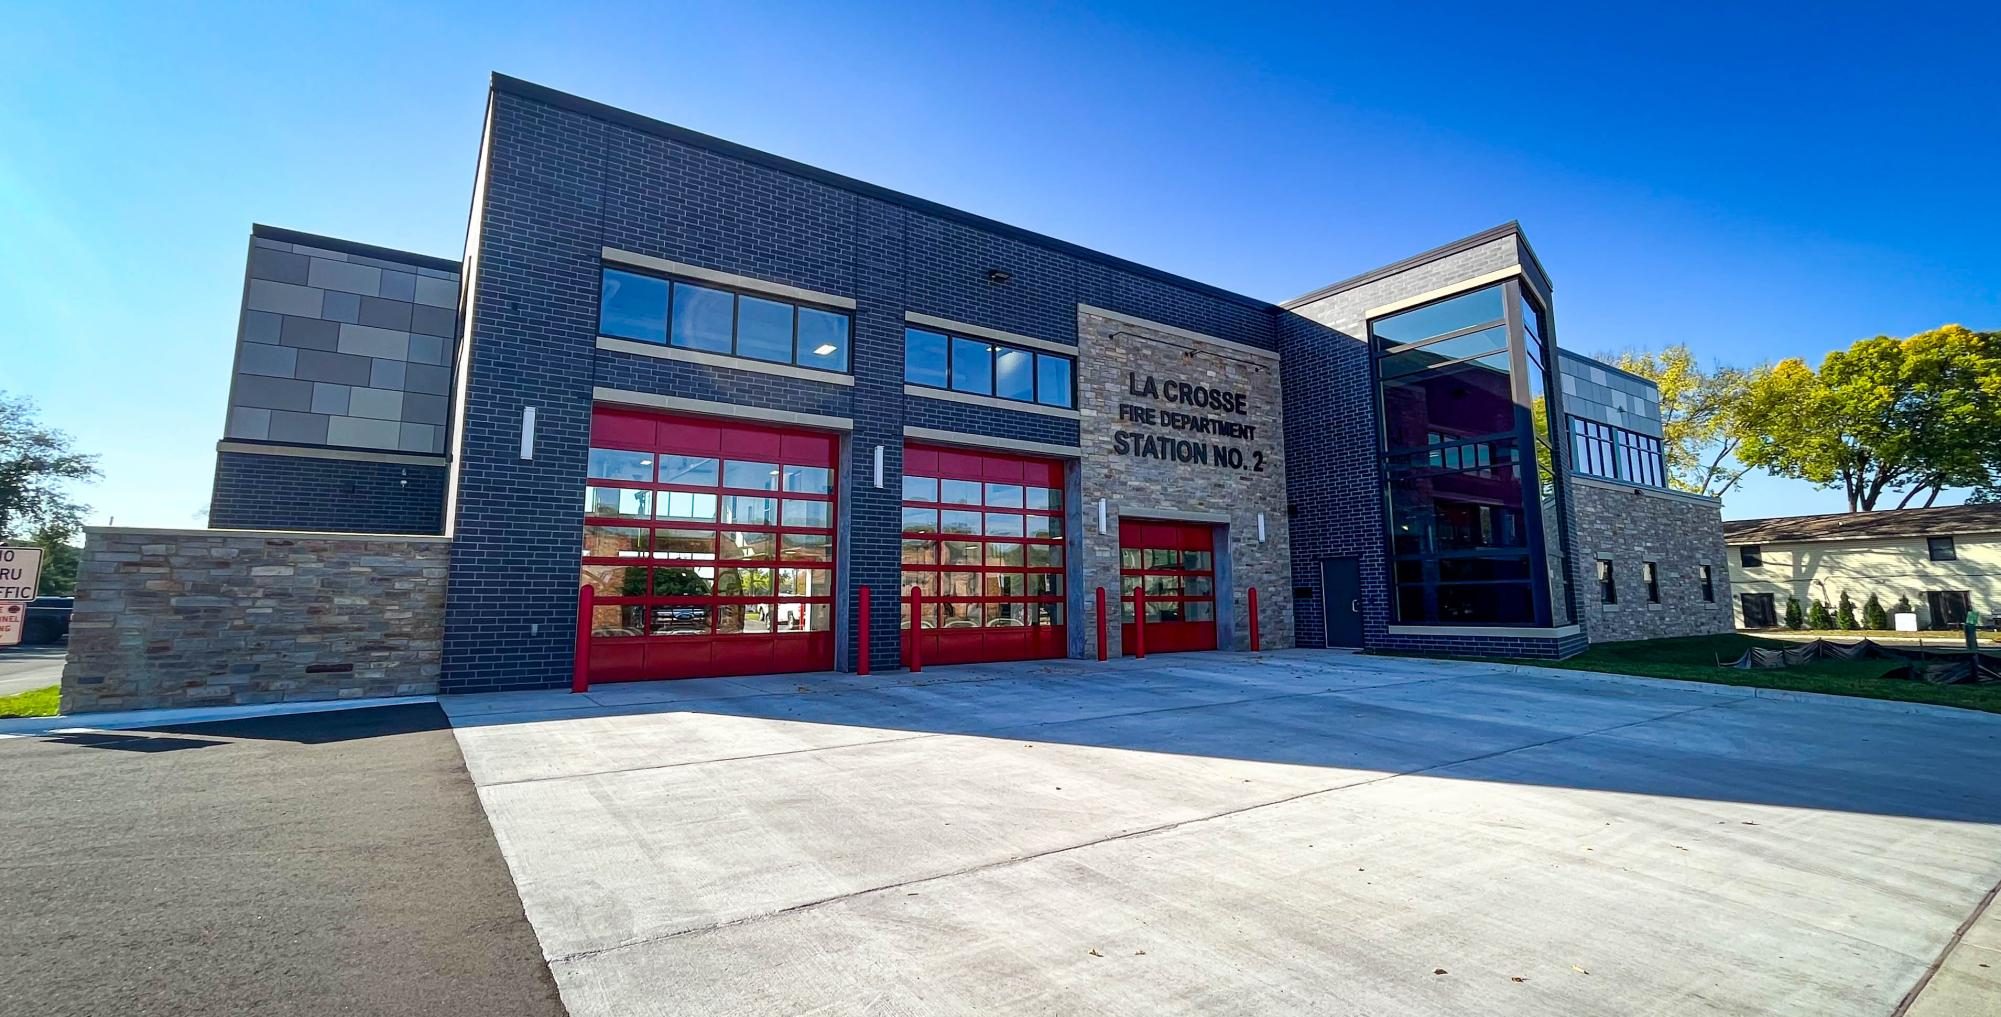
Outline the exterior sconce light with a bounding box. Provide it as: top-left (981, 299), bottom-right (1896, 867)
top-left (986, 268), bottom-right (1012, 284)
top-left (1257, 513), bottom-right (1267, 543)
top-left (873, 445), bottom-right (885, 488)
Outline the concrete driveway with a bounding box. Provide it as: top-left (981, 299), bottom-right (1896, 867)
top-left (446, 651), bottom-right (2001, 1016)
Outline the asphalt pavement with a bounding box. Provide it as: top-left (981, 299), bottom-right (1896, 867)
top-left (0, 645), bottom-right (65, 696)
top-left (0, 703), bottom-right (565, 1017)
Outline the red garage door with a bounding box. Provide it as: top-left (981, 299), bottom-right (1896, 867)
top-left (900, 445), bottom-right (1066, 667)
top-left (580, 408), bottom-right (837, 681)
top-left (1120, 520), bottom-right (1218, 654)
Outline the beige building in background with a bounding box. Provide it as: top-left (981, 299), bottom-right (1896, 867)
top-left (1723, 504), bottom-right (2001, 630)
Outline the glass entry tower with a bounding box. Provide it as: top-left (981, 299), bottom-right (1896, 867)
top-left (1371, 278), bottom-right (1572, 627)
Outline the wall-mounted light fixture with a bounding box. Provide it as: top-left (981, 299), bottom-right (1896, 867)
top-left (873, 445), bottom-right (885, 488)
top-left (1257, 513), bottom-right (1267, 543)
top-left (520, 407), bottom-right (537, 460)
top-left (1098, 498), bottom-right (1108, 535)
top-left (986, 268), bottom-right (1012, 284)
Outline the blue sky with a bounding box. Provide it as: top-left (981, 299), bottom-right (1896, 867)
top-left (3, 1), bottom-right (1996, 527)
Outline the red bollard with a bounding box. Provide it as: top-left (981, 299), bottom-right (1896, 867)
top-left (1133, 585), bottom-right (1147, 659)
top-left (572, 584), bottom-right (594, 693)
top-left (1095, 586), bottom-right (1108, 661)
top-left (1248, 586), bottom-right (1261, 652)
top-left (909, 585), bottom-right (923, 673)
top-left (857, 585), bottom-right (871, 676)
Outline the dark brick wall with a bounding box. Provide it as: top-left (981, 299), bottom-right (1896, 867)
top-left (1273, 312), bottom-right (1387, 649)
top-left (209, 451), bottom-right (446, 534)
top-left (442, 85), bottom-right (1278, 692)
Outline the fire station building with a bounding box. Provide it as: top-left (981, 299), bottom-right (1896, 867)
top-left (165, 73), bottom-right (1734, 702)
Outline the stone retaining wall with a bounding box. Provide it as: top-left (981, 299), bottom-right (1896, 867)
top-left (61, 527), bottom-right (449, 713)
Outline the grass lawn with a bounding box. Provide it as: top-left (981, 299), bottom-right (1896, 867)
top-left (1392, 633), bottom-right (2001, 715)
top-left (0, 684), bottom-right (60, 719)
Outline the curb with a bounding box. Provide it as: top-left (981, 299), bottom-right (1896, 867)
top-left (0, 694), bottom-right (440, 737)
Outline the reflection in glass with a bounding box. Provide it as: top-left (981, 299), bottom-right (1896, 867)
top-left (1036, 355), bottom-right (1073, 408)
top-left (736, 295), bottom-right (794, 364)
top-left (723, 460), bottom-right (780, 491)
top-left (904, 329), bottom-right (949, 388)
top-left (588, 448), bottom-right (654, 482)
top-left (797, 308), bottom-right (849, 372)
top-left (659, 455), bottom-right (719, 487)
top-left (585, 486), bottom-right (650, 519)
top-left (1370, 285), bottom-right (1504, 346)
top-left (670, 282), bottom-right (733, 353)
top-left (950, 338), bottom-right (993, 394)
top-left (599, 269), bottom-right (669, 343)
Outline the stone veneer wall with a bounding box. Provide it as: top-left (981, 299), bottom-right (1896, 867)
top-left (61, 527), bottom-right (449, 713)
top-left (1570, 477), bottom-right (1735, 642)
top-left (1077, 306), bottom-right (1292, 654)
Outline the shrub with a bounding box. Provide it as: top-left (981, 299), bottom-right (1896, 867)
top-left (1807, 599), bottom-right (1834, 629)
top-left (1862, 593), bottom-right (1889, 631)
top-left (1784, 597), bottom-right (1804, 629)
top-left (1894, 594), bottom-right (1914, 615)
top-left (1837, 591), bottom-right (1859, 630)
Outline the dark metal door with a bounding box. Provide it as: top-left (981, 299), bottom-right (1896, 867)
top-left (1320, 556), bottom-right (1363, 648)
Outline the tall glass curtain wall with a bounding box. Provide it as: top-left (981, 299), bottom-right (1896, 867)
top-left (1372, 280), bottom-right (1570, 626)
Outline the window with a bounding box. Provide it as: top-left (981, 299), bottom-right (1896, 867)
top-left (1374, 280), bottom-right (1562, 625)
top-left (1927, 590), bottom-right (1972, 629)
top-left (1928, 536), bottom-right (1957, 562)
top-left (1597, 559), bottom-right (1616, 604)
top-left (1643, 561), bottom-right (1660, 603)
top-left (903, 327), bottom-right (1075, 408)
top-left (597, 266), bottom-right (851, 372)
top-left (1741, 592), bottom-right (1777, 628)
top-left (1617, 430), bottom-right (1666, 488)
top-left (1570, 417), bottom-right (1617, 480)
top-left (1740, 545), bottom-right (1763, 568)
top-left (1567, 415), bottom-right (1664, 488)
top-left (1700, 564), bottom-right (1715, 602)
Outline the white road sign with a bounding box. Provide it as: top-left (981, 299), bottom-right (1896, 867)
top-left (0, 546), bottom-right (43, 602)
top-left (0, 601), bottom-right (21, 646)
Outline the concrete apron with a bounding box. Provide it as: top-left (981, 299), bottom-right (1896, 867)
top-left (446, 650), bottom-right (2001, 1017)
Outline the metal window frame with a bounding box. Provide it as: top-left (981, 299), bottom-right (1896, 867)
top-left (596, 264), bottom-right (854, 373)
top-left (1368, 278), bottom-right (1569, 627)
top-left (904, 326), bottom-right (1077, 409)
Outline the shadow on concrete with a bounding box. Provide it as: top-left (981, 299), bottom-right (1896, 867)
top-left (447, 651), bottom-right (2001, 826)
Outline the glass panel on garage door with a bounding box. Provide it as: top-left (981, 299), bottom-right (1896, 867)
top-left (1119, 520), bottom-right (1218, 654)
top-left (581, 407), bottom-right (837, 681)
top-left (900, 445), bottom-right (1066, 667)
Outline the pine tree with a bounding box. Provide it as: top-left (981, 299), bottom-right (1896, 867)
top-left (1807, 599), bottom-right (1834, 629)
top-left (1862, 593), bottom-right (1889, 631)
top-left (1836, 591), bottom-right (1859, 630)
top-left (1784, 597), bottom-right (1804, 630)
top-left (1893, 595), bottom-right (1914, 615)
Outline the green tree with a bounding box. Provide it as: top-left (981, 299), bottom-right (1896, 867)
top-left (1783, 597), bottom-right (1804, 630)
top-left (1806, 599), bottom-right (1834, 629)
top-left (1836, 591), bottom-right (1859, 630)
top-left (1609, 345), bottom-right (1761, 496)
top-left (30, 523), bottom-right (81, 596)
top-left (0, 393), bottom-right (99, 539)
top-left (1862, 593), bottom-right (1889, 631)
top-left (1893, 595), bottom-right (1915, 616)
top-left (1732, 326), bottom-right (2001, 511)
